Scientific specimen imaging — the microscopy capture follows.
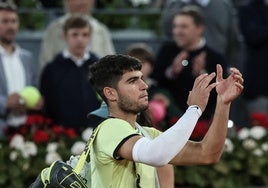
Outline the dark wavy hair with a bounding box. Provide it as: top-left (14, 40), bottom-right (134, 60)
top-left (175, 5), bottom-right (205, 26)
top-left (88, 54), bottom-right (142, 103)
top-left (63, 14), bottom-right (92, 34)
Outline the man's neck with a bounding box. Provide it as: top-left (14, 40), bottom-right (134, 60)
top-left (183, 38), bottom-right (205, 51)
top-left (109, 110), bottom-right (137, 128)
top-left (0, 42), bottom-right (15, 54)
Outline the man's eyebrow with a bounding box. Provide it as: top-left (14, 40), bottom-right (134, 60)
top-left (126, 75), bottom-right (140, 82)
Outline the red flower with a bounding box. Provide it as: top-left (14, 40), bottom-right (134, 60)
top-left (5, 112), bottom-right (81, 145)
top-left (35, 114), bottom-right (45, 125)
top-left (65, 128), bottom-right (77, 138)
top-left (51, 125), bottom-right (65, 135)
top-left (250, 112), bottom-right (268, 127)
top-left (26, 115), bottom-right (37, 125)
top-left (33, 130), bottom-right (49, 143)
top-left (19, 125), bottom-right (28, 136)
top-left (44, 118), bottom-right (52, 125)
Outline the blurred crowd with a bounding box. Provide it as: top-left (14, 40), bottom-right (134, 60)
top-left (1, 0), bottom-right (268, 140)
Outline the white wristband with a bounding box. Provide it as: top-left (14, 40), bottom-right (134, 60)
top-left (187, 105), bottom-right (202, 117)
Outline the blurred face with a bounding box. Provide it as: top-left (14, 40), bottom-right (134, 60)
top-left (64, 26), bottom-right (91, 57)
top-left (116, 71), bottom-right (149, 114)
top-left (65, 0), bottom-right (94, 14)
top-left (0, 10), bottom-right (18, 44)
top-left (172, 15), bottom-right (203, 49)
top-left (140, 61), bottom-right (153, 81)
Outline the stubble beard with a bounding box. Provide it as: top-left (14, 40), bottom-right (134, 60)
top-left (0, 36), bottom-right (14, 45)
top-left (0, 29), bottom-right (16, 45)
top-left (118, 94), bottom-right (148, 115)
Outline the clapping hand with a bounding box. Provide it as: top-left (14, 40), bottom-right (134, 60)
top-left (215, 64), bottom-right (244, 104)
top-left (171, 51), bottom-right (188, 76)
top-left (187, 72), bottom-right (217, 112)
top-left (192, 52), bottom-right (206, 76)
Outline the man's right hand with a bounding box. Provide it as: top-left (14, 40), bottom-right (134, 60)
top-left (171, 51), bottom-right (188, 76)
top-left (187, 72), bottom-right (217, 112)
top-left (6, 93), bottom-right (25, 111)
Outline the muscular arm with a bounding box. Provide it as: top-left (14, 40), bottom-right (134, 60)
top-left (170, 96), bottom-right (230, 165)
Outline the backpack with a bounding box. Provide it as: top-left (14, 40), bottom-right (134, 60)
top-left (29, 120), bottom-right (104, 188)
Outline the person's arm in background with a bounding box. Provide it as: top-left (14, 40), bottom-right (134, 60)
top-left (39, 20), bottom-right (64, 73)
top-left (98, 23), bottom-right (115, 56)
top-left (157, 164), bottom-right (175, 188)
top-left (0, 93), bottom-right (24, 116)
top-left (0, 92), bottom-right (7, 116)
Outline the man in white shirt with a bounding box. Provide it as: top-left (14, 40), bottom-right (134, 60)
top-left (39, 0), bottom-right (115, 72)
top-left (0, 2), bottom-right (39, 136)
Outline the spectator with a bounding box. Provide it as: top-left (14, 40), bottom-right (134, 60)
top-left (238, 0), bottom-right (268, 115)
top-left (152, 5), bottom-right (227, 138)
top-left (40, 15), bottom-right (100, 132)
top-left (161, 0), bottom-right (241, 69)
top-left (127, 43), bottom-right (183, 130)
top-left (39, 0), bottom-right (115, 72)
top-left (0, 2), bottom-right (40, 136)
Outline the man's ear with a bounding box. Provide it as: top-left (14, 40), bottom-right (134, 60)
top-left (103, 87), bottom-right (117, 102)
top-left (197, 25), bottom-right (204, 36)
